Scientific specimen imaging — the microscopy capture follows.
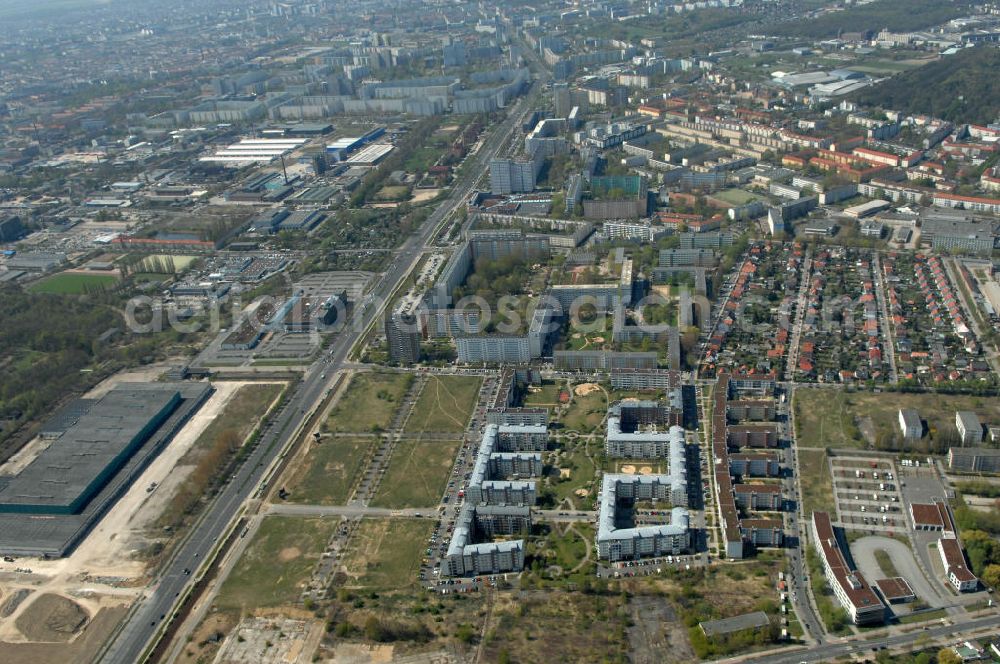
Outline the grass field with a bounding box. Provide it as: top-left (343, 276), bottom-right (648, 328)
top-left (341, 518), bottom-right (434, 591)
top-left (29, 272), bottom-right (118, 294)
top-left (283, 436), bottom-right (374, 505)
top-left (799, 448), bottom-right (833, 518)
top-left (561, 386), bottom-right (608, 433)
top-left (711, 188), bottom-right (760, 206)
top-left (404, 375), bottom-right (481, 434)
top-left (794, 388), bottom-right (1000, 450)
top-left (325, 371), bottom-right (413, 433)
top-left (374, 185), bottom-right (411, 202)
top-left (524, 381), bottom-right (566, 407)
top-left (548, 439), bottom-right (600, 509)
top-left (874, 549), bottom-right (900, 579)
top-left (371, 439), bottom-right (461, 508)
top-left (216, 516), bottom-right (336, 610)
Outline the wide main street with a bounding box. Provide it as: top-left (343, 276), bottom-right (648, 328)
top-left (98, 71), bottom-right (546, 664)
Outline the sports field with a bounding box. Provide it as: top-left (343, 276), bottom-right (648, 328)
top-left (29, 272), bottom-right (118, 294)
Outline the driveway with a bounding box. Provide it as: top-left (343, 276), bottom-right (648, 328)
top-left (850, 535), bottom-right (946, 608)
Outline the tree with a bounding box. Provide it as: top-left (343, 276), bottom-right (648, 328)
top-left (937, 648), bottom-right (962, 664)
top-left (981, 563), bottom-right (1000, 590)
top-left (363, 616), bottom-right (383, 642)
top-left (455, 623), bottom-right (476, 644)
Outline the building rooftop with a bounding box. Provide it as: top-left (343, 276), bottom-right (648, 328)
top-left (875, 577), bottom-right (915, 602)
top-left (940, 537), bottom-right (977, 583)
top-left (812, 511), bottom-right (885, 615)
top-left (910, 502), bottom-right (945, 528)
top-left (699, 611), bottom-right (771, 637)
top-left (0, 385), bottom-right (181, 514)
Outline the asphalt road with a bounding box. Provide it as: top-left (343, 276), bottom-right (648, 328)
top-left (98, 75), bottom-right (544, 664)
top-left (740, 614), bottom-right (1000, 664)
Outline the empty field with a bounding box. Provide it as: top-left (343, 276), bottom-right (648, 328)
top-left (216, 516), bottom-right (337, 610)
top-left (799, 448), bottom-right (833, 518)
top-left (795, 388), bottom-right (1000, 450)
top-left (340, 518), bottom-right (434, 591)
top-left (403, 375), bottom-right (481, 434)
top-left (283, 436), bottom-right (374, 505)
top-left (29, 272), bottom-right (118, 294)
top-left (371, 439), bottom-right (461, 508)
top-left (324, 371), bottom-right (413, 433)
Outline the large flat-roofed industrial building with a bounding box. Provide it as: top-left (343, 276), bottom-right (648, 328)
top-left (0, 382), bottom-right (212, 557)
top-left (0, 388), bottom-right (180, 515)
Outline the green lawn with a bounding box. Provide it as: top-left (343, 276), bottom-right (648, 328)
top-left (325, 371), bottom-right (413, 433)
top-left (560, 386), bottom-right (608, 433)
top-left (404, 375), bottom-right (481, 434)
top-left (524, 381), bottom-right (566, 407)
top-left (341, 518), bottom-right (434, 592)
top-left (795, 387), bottom-right (1000, 450)
top-left (874, 549), bottom-right (900, 578)
top-left (547, 440), bottom-right (600, 510)
top-left (374, 185), bottom-right (411, 201)
top-left (29, 272), bottom-right (118, 294)
top-left (216, 516), bottom-right (336, 610)
top-left (711, 188), bottom-right (760, 206)
top-left (284, 436), bottom-right (374, 505)
top-left (371, 439), bottom-right (461, 508)
top-left (799, 448), bottom-right (833, 519)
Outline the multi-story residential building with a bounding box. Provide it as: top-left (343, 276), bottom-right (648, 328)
top-left (596, 474), bottom-right (690, 561)
top-left (496, 424), bottom-right (549, 451)
top-left (734, 484), bottom-right (782, 511)
top-left (553, 350), bottom-right (658, 370)
top-left (486, 408), bottom-right (549, 427)
top-left (489, 154), bottom-right (542, 194)
top-left (898, 408), bottom-right (922, 440)
top-left (385, 310), bottom-right (421, 364)
top-left (727, 400), bottom-right (775, 422)
top-left (948, 447), bottom-right (1000, 473)
top-left (727, 424), bottom-right (779, 448)
top-left (456, 335), bottom-right (531, 363)
top-left (729, 453), bottom-right (781, 477)
top-left (609, 369), bottom-right (679, 391)
top-left (920, 215), bottom-right (996, 255)
top-left (932, 193), bottom-right (1000, 216)
top-left (440, 505), bottom-right (525, 576)
top-left (956, 410), bottom-right (983, 445)
top-left (470, 481), bottom-right (536, 507)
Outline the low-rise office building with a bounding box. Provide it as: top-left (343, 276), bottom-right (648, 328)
top-left (811, 512), bottom-right (885, 625)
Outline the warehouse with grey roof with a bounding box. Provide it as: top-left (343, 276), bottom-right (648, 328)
top-left (0, 382), bottom-right (212, 557)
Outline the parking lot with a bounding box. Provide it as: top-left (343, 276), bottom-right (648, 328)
top-left (830, 457), bottom-right (904, 533)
